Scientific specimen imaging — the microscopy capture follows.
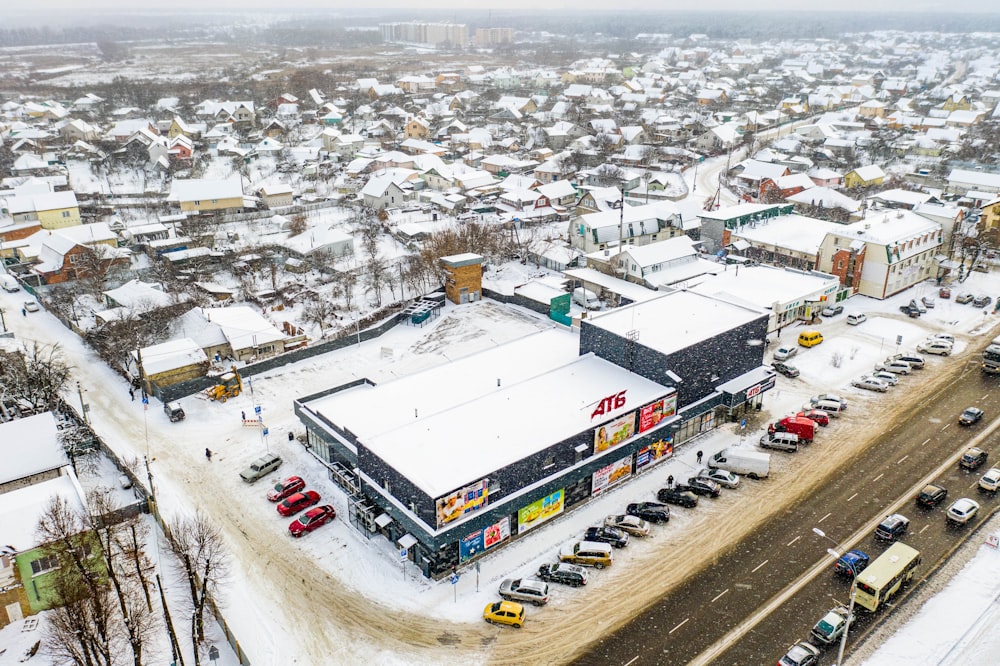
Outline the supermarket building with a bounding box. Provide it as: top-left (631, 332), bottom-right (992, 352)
top-left (295, 289), bottom-right (773, 578)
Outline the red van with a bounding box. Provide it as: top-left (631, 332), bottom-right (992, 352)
top-left (768, 416), bottom-right (815, 444)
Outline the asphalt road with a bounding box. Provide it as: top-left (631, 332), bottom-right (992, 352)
top-left (576, 355), bottom-right (1000, 666)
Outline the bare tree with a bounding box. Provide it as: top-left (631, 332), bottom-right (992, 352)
top-left (287, 213), bottom-right (308, 236)
top-left (74, 245), bottom-right (126, 298)
top-left (334, 269), bottom-right (358, 310)
top-left (166, 512), bottom-right (230, 665)
top-left (302, 294), bottom-right (338, 335)
top-left (0, 341), bottom-right (73, 412)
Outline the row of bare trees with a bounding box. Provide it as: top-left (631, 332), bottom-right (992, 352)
top-left (37, 491), bottom-right (229, 666)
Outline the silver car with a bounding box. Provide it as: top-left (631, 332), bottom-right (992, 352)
top-left (810, 606), bottom-right (853, 645)
top-left (498, 578), bottom-right (550, 606)
top-left (697, 466), bottom-right (740, 489)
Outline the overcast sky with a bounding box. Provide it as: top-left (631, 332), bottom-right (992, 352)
top-left (8, 1), bottom-right (1000, 13)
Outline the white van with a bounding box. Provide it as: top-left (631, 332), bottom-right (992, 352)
top-left (846, 313), bottom-right (866, 325)
top-left (573, 287), bottom-right (600, 310)
top-left (759, 432), bottom-right (799, 452)
top-left (708, 448), bottom-right (770, 480)
top-left (0, 274), bottom-right (18, 293)
top-left (809, 399), bottom-right (844, 417)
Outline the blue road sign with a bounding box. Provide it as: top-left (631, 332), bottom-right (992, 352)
top-left (450, 573), bottom-right (460, 585)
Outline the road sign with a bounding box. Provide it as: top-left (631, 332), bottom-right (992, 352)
top-left (262, 428), bottom-right (269, 436)
top-left (208, 645), bottom-right (219, 661)
top-left (450, 573), bottom-right (460, 585)
top-left (740, 418), bottom-right (747, 429)
top-left (896, 335), bottom-right (903, 346)
top-left (255, 405), bottom-right (262, 414)
top-left (400, 548), bottom-right (407, 559)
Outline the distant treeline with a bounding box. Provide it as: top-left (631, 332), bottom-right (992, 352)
top-left (1, 11), bottom-right (999, 49)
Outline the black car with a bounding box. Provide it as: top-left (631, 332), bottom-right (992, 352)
top-left (973, 295), bottom-right (993, 308)
top-left (961, 447), bottom-right (989, 470)
top-left (536, 562), bottom-right (588, 587)
top-left (899, 303), bottom-right (921, 318)
top-left (959, 407), bottom-right (985, 426)
top-left (626, 501), bottom-right (671, 523)
top-left (916, 483), bottom-right (948, 508)
top-left (656, 487), bottom-right (699, 508)
top-left (584, 526), bottom-right (629, 549)
top-left (682, 476), bottom-right (722, 498)
top-left (773, 362), bottom-right (800, 378)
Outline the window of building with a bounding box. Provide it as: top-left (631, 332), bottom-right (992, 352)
top-left (211, 199), bottom-right (218, 204)
top-left (542, 455), bottom-right (556, 470)
top-left (69, 254), bottom-right (81, 264)
top-left (30, 554), bottom-right (60, 576)
top-left (193, 200), bottom-right (201, 206)
top-left (62, 210), bottom-right (71, 218)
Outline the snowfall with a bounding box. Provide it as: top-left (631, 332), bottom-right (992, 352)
top-left (3, 168), bottom-right (1000, 664)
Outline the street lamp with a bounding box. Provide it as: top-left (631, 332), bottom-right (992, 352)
top-left (813, 527), bottom-right (856, 666)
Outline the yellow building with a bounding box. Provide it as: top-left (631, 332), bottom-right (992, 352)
top-left (169, 178), bottom-right (245, 214)
top-left (982, 198), bottom-right (1000, 232)
top-left (843, 165), bottom-right (886, 189)
top-left (3, 190), bottom-right (81, 230)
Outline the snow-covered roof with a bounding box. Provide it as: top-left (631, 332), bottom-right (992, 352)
top-left (732, 213), bottom-right (840, 255)
top-left (168, 177), bottom-right (243, 202)
top-left (0, 412), bottom-right (65, 485)
top-left (310, 330), bottom-right (669, 498)
top-left (203, 306), bottom-right (286, 352)
top-left (137, 338), bottom-right (209, 375)
top-left (585, 289), bottom-right (767, 357)
top-left (0, 475), bottom-right (87, 552)
top-left (688, 264), bottom-right (839, 310)
top-left (103, 279), bottom-right (174, 310)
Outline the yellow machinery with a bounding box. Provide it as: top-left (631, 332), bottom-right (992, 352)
top-left (205, 366), bottom-right (243, 402)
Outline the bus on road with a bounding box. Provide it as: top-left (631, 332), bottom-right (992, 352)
top-left (983, 344), bottom-right (1000, 374)
top-left (853, 542), bottom-right (921, 612)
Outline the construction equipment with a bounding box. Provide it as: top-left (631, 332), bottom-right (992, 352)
top-left (205, 366), bottom-right (243, 402)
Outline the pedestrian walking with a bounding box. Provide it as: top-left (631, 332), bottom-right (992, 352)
top-left (205, 448), bottom-right (212, 461)
top-left (241, 410), bottom-right (246, 421)
top-left (21, 308), bottom-right (26, 316)
top-left (667, 474), bottom-right (674, 488)
top-left (696, 450), bottom-right (703, 464)
top-left (129, 387), bottom-right (135, 401)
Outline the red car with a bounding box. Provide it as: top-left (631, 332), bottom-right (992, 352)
top-left (289, 505), bottom-right (336, 537)
top-left (267, 476), bottom-right (305, 502)
top-left (277, 490), bottom-right (321, 517)
top-left (797, 410), bottom-right (830, 427)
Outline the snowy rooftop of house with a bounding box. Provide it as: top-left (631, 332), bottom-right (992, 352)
top-left (0, 412), bottom-right (65, 485)
top-left (563, 267), bottom-right (660, 303)
top-left (103, 279), bottom-right (174, 310)
top-left (203, 306), bottom-right (286, 351)
top-left (699, 202), bottom-right (787, 222)
top-left (137, 338), bottom-right (208, 375)
top-left (621, 235), bottom-right (699, 267)
top-left (730, 213), bottom-right (839, 254)
top-left (0, 475), bottom-right (86, 552)
top-left (687, 264), bottom-right (839, 310)
top-left (947, 168), bottom-right (1000, 189)
top-left (168, 178), bottom-right (243, 202)
top-left (832, 209), bottom-right (940, 245)
top-left (586, 289), bottom-right (767, 356)
top-left (309, 330), bottom-right (669, 497)
top-left (870, 189), bottom-right (933, 207)
top-left (513, 280), bottom-right (568, 304)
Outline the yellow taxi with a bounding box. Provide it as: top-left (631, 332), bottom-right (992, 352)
top-left (483, 600), bottom-right (525, 628)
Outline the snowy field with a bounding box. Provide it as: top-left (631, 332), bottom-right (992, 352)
top-left (5, 265), bottom-right (1000, 664)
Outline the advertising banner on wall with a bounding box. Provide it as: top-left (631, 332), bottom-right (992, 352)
top-left (638, 393), bottom-right (678, 433)
top-left (517, 489), bottom-right (565, 534)
top-left (459, 516), bottom-right (511, 562)
top-left (591, 453), bottom-right (634, 496)
top-left (593, 411), bottom-right (637, 454)
top-left (435, 479), bottom-right (489, 529)
top-left (636, 438), bottom-right (674, 470)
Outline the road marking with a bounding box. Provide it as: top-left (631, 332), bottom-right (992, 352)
top-left (971, 481), bottom-right (980, 490)
top-left (898, 455), bottom-right (909, 464)
top-left (787, 536), bottom-right (801, 546)
top-left (712, 588), bottom-right (730, 603)
top-left (873, 473), bottom-right (884, 482)
top-left (943, 423), bottom-right (952, 431)
top-left (669, 617), bottom-right (689, 634)
top-left (623, 657), bottom-right (639, 666)
top-left (920, 524), bottom-right (930, 534)
top-left (921, 438), bottom-right (930, 447)
top-left (818, 512), bottom-right (831, 524)
top-left (983, 394), bottom-right (990, 400)
top-left (848, 492), bottom-right (858, 502)
top-left (752, 560), bottom-right (769, 573)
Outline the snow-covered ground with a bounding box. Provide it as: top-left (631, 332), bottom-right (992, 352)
top-left (5, 265), bottom-right (1000, 664)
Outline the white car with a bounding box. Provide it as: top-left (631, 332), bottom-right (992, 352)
top-left (23, 300), bottom-right (40, 312)
top-left (697, 467), bottom-right (740, 489)
top-left (929, 333), bottom-right (955, 344)
top-left (979, 468), bottom-right (1000, 493)
top-left (773, 345), bottom-right (798, 361)
top-left (875, 361), bottom-right (911, 375)
top-left (946, 498), bottom-right (980, 525)
top-left (871, 370), bottom-right (899, 386)
top-left (846, 312), bottom-right (867, 325)
top-left (852, 376), bottom-right (889, 392)
top-left (917, 340), bottom-right (953, 356)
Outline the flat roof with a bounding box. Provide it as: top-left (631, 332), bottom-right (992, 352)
top-left (586, 289), bottom-right (766, 355)
top-left (0, 412), bottom-right (65, 485)
top-left (307, 329), bottom-right (669, 498)
top-left (687, 264), bottom-right (839, 309)
top-left (731, 213), bottom-right (839, 255)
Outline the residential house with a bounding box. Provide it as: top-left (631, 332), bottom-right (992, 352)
top-left (172, 306), bottom-right (292, 363)
top-left (842, 165), bottom-right (886, 189)
top-left (727, 211), bottom-right (838, 272)
top-left (259, 183), bottom-right (294, 208)
top-left (569, 201), bottom-right (683, 254)
top-left (136, 338), bottom-right (210, 394)
top-left (361, 175), bottom-right (408, 210)
top-left (946, 168), bottom-right (1000, 196)
top-left (1, 189), bottom-right (81, 230)
top-left (168, 178), bottom-right (245, 214)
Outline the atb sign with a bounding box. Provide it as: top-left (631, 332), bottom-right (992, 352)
top-left (745, 383), bottom-right (762, 400)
